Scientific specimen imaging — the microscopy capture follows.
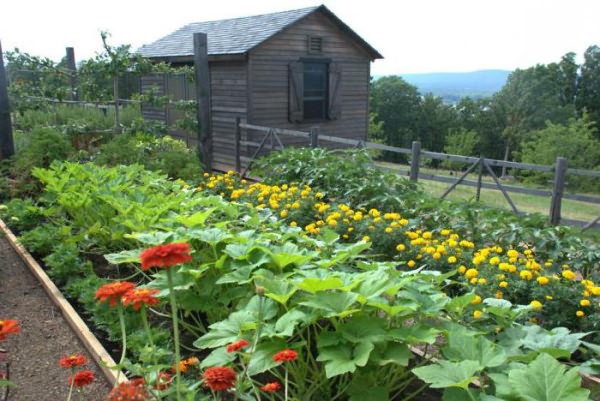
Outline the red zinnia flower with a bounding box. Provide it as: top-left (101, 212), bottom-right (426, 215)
top-left (68, 370), bottom-right (94, 387)
top-left (226, 339), bottom-right (250, 353)
top-left (108, 380), bottom-right (151, 401)
top-left (272, 349), bottom-right (298, 363)
top-left (59, 354), bottom-right (87, 368)
top-left (0, 319), bottom-right (20, 340)
top-left (261, 381), bottom-right (281, 392)
top-left (139, 242), bottom-right (192, 271)
top-left (152, 372), bottom-right (172, 391)
top-left (95, 282), bottom-right (136, 307)
top-left (203, 366), bottom-right (237, 391)
top-left (122, 288), bottom-right (160, 311)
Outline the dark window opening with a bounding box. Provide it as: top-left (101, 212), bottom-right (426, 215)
top-left (308, 36), bottom-right (323, 54)
top-left (303, 62), bottom-right (328, 120)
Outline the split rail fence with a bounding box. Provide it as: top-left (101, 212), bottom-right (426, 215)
top-left (232, 120), bottom-right (600, 231)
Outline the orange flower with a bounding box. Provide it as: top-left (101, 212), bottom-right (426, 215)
top-left (59, 354), bottom-right (87, 368)
top-left (122, 288), bottom-right (160, 311)
top-left (203, 366), bottom-right (237, 391)
top-left (273, 349), bottom-right (297, 363)
top-left (226, 339), bottom-right (250, 353)
top-left (171, 360), bottom-right (189, 374)
top-left (140, 243), bottom-right (192, 271)
top-left (261, 381), bottom-right (281, 392)
top-left (108, 380), bottom-right (150, 401)
top-left (95, 282), bottom-right (136, 307)
top-left (185, 356), bottom-right (199, 366)
top-left (68, 370), bottom-right (94, 387)
top-left (153, 372), bottom-right (171, 391)
top-left (0, 319), bottom-right (20, 340)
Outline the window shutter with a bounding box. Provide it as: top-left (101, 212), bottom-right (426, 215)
top-left (328, 63), bottom-right (342, 120)
top-left (289, 61), bottom-right (304, 123)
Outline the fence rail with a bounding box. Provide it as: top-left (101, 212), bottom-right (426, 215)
top-left (234, 122), bottom-right (600, 231)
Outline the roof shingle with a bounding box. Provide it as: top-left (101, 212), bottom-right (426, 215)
top-left (137, 6), bottom-right (319, 58)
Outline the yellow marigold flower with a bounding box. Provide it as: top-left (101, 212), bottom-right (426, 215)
top-left (499, 281), bottom-right (508, 288)
top-left (203, 172), bottom-right (210, 177)
top-left (530, 300), bottom-right (543, 310)
top-left (473, 310), bottom-right (482, 319)
top-left (347, 227), bottom-right (354, 233)
top-left (470, 278), bottom-right (478, 284)
top-left (385, 227), bottom-right (393, 234)
top-left (447, 256), bottom-right (457, 264)
top-left (580, 299), bottom-right (591, 307)
top-left (448, 240), bottom-right (458, 248)
top-left (280, 210), bottom-right (289, 218)
top-left (472, 255), bottom-right (486, 265)
top-left (396, 244), bottom-right (406, 252)
top-left (495, 246), bottom-right (503, 254)
top-left (545, 295), bottom-right (553, 300)
top-left (362, 236), bottom-right (370, 242)
top-left (592, 287), bottom-right (600, 296)
top-left (520, 270), bottom-right (533, 281)
top-left (441, 229), bottom-right (451, 236)
top-left (507, 249), bottom-right (519, 258)
top-left (430, 252), bottom-right (441, 260)
top-left (315, 192), bottom-right (324, 199)
top-left (328, 219), bottom-right (338, 227)
top-left (353, 212), bottom-right (363, 221)
top-left (583, 290), bottom-right (590, 297)
top-left (562, 270), bottom-right (576, 281)
top-left (576, 310), bottom-right (585, 318)
top-left (477, 278), bottom-right (487, 285)
top-left (407, 260), bottom-right (416, 268)
top-left (507, 265), bottom-right (517, 273)
top-left (422, 232), bottom-right (432, 239)
top-left (290, 221), bottom-right (297, 227)
top-left (536, 276), bottom-right (549, 286)
top-left (496, 291), bottom-right (503, 299)
top-left (342, 234), bottom-right (349, 239)
top-left (489, 256), bottom-right (500, 265)
top-left (497, 274), bottom-right (506, 280)
top-left (291, 202), bottom-right (300, 209)
top-left (399, 218), bottom-right (409, 226)
top-left (458, 265), bottom-right (467, 274)
top-left (465, 268), bottom-right (479, 279)
top-left (406, 231), bottom-right (418, 240)
top-left (471, 295), bottom-right (482, 305)
top-left (524, 249), bottom-right (532, 255)
top-left (368, 208), bottom-right (380, 217)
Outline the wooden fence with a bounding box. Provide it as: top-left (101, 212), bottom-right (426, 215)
top-left (232, 121), bottom-right (600, 231)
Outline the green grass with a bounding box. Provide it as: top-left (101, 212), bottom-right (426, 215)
top-left (377, 161), bottom-right (600, 225)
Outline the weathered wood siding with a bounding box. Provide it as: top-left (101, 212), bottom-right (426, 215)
top-left (248, 11), bottom-right (371, 146)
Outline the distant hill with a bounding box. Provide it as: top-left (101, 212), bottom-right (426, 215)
top-left (398, 70), bottom-right (511, 103)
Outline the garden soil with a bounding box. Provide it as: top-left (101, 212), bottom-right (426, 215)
top-left (0, 235), bottom-right (112, 400)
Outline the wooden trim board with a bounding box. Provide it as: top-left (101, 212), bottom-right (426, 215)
top-left (0, 219), bottom-right (126, 386)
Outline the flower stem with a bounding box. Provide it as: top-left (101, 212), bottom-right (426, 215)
top-left (66, 370), bottom-right (75, 401)
top-left (167, 268), bottom-right (182, 401)
top-left (284, 369), bottom-right (288, 401)
top-left (117, 305), bottom-right (127, 382)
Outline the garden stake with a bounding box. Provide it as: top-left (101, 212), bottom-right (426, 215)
top-left (167, 268), bottom-right (183, 401)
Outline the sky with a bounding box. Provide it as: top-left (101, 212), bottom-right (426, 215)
top-left (1, 0), bottom-right (599, 75)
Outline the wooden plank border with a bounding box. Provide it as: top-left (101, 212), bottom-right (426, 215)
top-left (0, 219), bottom-right (125, 386)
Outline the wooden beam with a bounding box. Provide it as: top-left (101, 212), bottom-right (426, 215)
top-left (0, 219), bottom-right (126, 386)
top-left (0, 40), bottom-right (14, 160)
top-left (193, 32), bottom-right (212, 170)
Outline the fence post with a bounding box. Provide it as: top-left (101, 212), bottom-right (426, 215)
top-left (476, 157), bottom-right (484, 201)
top-left (234, 116), bottom-right (241, 173)
top-left (65, 47), bottom-right (78, 101)
top-left (310, 127), bottom-right (319, 148)
top-left (0, 40), bottom-right (14, 160)
top-left (193, 32), bottom-right (212, 170)
top-left (410, 141), bottom-right (421, 181)
top-left (549, 157), bottom-right (567, 225)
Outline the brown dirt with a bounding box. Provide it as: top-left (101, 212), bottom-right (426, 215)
top-left (0, 235), bottom-right (112, 400)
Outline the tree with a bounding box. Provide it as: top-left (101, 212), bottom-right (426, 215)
top-left (370, 76), bottom-right (421, 160)
top-left (576, 45), bottom-right (600, 135)
top-left (416, 94), bottom-right (458, 152)
top-left (442, 129), bottom-right (480, 170)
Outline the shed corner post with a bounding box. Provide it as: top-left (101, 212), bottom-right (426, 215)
top-left (549, 156), bottom-right (567, 226)
top-left (193, 32), bottom-right (212, 171)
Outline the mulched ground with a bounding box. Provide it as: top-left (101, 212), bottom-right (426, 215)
top-left (0, 235), bottom-right (112, 400)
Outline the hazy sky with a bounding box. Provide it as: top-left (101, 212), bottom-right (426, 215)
top-left (1, 0), bottom-right (598, 75)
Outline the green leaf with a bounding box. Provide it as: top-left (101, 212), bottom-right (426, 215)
top-left (200, 347), bottom-right (236, 368)
top-left (176, 208), bottom-right (215, 227)
top-left (296, 276), bottom-right (345, 293)
top-left (275, 309), bottom-right (308, 337)
top-left (300, 292), bottom-right (360, 318)
top-left (445, 293), bottom-right (477, 314)
top-left (388, 324), bottom-right (440, 344)
top-left (259, 278), bottom-right (297, 305)
top-left (521, 326), bottom-right (587, 356)
top-left (340, 315), bottom-right (387, 344)
top-left (317, 342), bottom-right (374, 378)
top-left (215, 264), bottom-right (255, 284)
top-left (246, 340), bottom-right (288, 376)
top-left (126, 231), bottom-right (174, 245)
top-left (412, 360), bottom-right (480, 389)
top-left (104, 248), bottom-right (143, 265)
top-left (348, 382), bottom-right (388, 401)
top-left (373, 342), bottom-right (411, 367)
top-left (442, 332), bottom-right (507, 369)
top-left (508, 353), bottom-right (590, 401)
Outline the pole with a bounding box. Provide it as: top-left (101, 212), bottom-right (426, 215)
top-left (310, 127), bottom-right (319, 148)
top-left (549, 157), bottom-right (567, 225)
top-left (410, 141), bottom-right (421, 182)
top-left (193, 32), bottom-right (212, 170)
top-left (0, 40), bottom-right (15, 159)
top-left (65, 47), bottom-right (78, 101)
top-left (475, 157), bottom-right (484, 201)
top-left (234, 116), bottom-right (241, 173)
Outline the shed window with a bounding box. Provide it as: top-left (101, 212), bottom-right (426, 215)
top-left (303, 62), bottom-right (328, 120)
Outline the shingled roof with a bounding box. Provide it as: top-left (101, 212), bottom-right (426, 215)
top-left (137, 5), bottom-right (382, 60)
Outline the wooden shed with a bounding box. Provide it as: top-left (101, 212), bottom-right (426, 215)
top-left (137, 5), bottom-right (382, 170)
